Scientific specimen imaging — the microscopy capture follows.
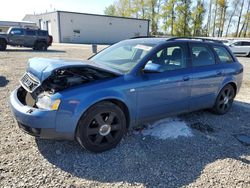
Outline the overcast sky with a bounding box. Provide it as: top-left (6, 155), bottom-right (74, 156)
top-left (0, 0), bottom-right (115, 21)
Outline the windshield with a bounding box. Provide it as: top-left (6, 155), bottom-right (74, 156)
top-left (90, 40), bottom-right (156, 73)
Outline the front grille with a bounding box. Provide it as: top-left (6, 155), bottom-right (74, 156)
top-left (20, 72), bottom-right (40, 93)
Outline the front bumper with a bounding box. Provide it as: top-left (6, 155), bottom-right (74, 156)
top-left (9, 88), bottom-right (74, 140)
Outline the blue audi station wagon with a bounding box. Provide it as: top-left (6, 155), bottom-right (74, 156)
top-left (10, 37), bottom-right (243, 152)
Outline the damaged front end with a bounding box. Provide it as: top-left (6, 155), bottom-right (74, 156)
top-left (17, 58), bottom-right (118, 110)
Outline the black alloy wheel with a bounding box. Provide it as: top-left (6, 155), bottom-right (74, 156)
top-left (76, 102), bottom-right (126, 153)
top-left (212, 84), bottom-right (235, 115)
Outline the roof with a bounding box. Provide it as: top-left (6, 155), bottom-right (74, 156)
top-left (128, 37), bottom-right (225, 46)
top-left (0, 20), bottom-right (36, 27)
top-left (23, 10), bottom-right (150, 22)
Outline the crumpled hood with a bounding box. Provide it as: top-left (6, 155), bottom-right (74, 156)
top-left (27, 57), bottom-right (122, 81)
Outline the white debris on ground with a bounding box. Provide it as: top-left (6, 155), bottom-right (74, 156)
top-left (141, 118), bottom-right (193, 140)
top-left (234, 100), bottom-right (250, 110)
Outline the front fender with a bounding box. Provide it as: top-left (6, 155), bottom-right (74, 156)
top-left (55, 88), bottom-right (136, 135)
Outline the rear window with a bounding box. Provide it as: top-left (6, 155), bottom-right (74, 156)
top-left (213, 46), bottom-right (234, 64)
top-left (26, 30), bottom-right (36, 36)
top-left (38, 30), bottom-right (48, 36)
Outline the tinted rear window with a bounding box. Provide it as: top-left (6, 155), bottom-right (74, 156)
top-left (242, 42), bottom-right (250, 46)
top-left (26, 30), bottom-right (36, 36)
top-left (38, 30), bottom-right (48, 36)
top-left (213, 46), bottom-right (234, 64)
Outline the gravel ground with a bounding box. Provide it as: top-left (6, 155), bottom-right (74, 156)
top-left (0, 44), bottom-right (249, 188)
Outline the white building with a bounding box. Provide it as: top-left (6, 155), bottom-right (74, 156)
top-left (0, 21), bottom-right (37, 32)
top-left (23, 11), bottom-right (150, 44)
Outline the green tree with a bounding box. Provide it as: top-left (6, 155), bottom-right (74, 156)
top-left (162, 0), bottom-right (177, 35)
top-left (216, 0), bottom-right (228, 37)
top-left (191, 0), bottom-right (205, 36)
top-left (225, 0), bottom-right (240, 37)
top-left (235, 0), bottom-right (245, 37)
top-left (175, 0), bottom-right (192, 36)
top-left (104, 5), bottom-right (116, 16)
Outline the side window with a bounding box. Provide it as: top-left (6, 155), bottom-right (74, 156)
top-left (10, 28), bottom-right (24, 35)
top-left (191, 45), bottom-right (215, 67)
top-left (242, 42), bottom-right (250, 46)
top-left (145, 45), bottom-right (186, 72)
top-left (233, 42), bottom-right (242, 46)
top-left (213, 46), bottom-right (234, 64)
top-left (26, 30), bottom-right (36, 36)
top-left (38, 30), bottom-right (48, 36)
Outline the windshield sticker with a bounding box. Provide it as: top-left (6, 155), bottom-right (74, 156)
top-left (135, 44), bottom-right (152, 51)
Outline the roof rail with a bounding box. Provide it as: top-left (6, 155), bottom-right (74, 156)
top-left (130, 35), bottom-right (156, 39)
top-left (167, 37), bottom-right (223, 44)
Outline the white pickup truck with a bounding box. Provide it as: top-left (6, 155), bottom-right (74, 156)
top-left (227, 40), bottom-right (250, 57)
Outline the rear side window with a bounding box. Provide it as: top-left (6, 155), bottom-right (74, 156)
top-left (191, 45), bottom-right (215, 67)
top-left (26, 30), bottom-right (36, 36)
top-left (213, 46), bottom-right (234, 64)
top-left (242, 41), bottom-right (250, 46)
top-left (38, 30), bottom-right (48, 36)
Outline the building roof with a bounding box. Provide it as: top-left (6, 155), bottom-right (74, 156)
top-left (23, 10), bottom-right (150, 22)
top-left (0, 20), bottom-right (36, 27)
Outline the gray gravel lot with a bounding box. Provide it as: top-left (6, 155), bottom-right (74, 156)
top-left (0, 44), bottom-right (249, 188)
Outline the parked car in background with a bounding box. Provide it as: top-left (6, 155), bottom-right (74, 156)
top-left (227, 40), bottom-right (250, 57)
top-left (10, 37), bottom-right (243, 152)
top-left (0, 27), bottom-right (53, 51)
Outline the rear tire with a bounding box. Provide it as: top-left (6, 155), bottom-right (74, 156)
top-left (34, 42), bottom-right (47, 51)
top-left (212, 84), bottom-right (235, 115)
top-left (76, 102), bottom-right (126, 153)
top-left (0, 40), bottom-right (7, 51)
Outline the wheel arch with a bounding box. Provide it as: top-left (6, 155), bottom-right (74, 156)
top-left (0, 38), bottom-right (7, 44)
top-left (219, 81), bottom-right (237, 98)
top-left (74, 98), bottom-right (131, 138)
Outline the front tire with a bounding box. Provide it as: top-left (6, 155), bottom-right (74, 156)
top-left (0, 40), bottom-right (7, 51)
top-left (212, 84), bottom-right (235, 115)
top-left (76, 102), bottom-right (126, 153)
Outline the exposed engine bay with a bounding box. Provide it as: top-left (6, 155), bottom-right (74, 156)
top-left (18, 67), bottom-right (117, 107)
top-left (41, 67), bottom-right (116, 92)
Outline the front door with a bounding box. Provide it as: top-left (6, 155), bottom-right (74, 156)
top-left (8, 28), bottom-right (25, 46)
top-left (136, 43), bottom-right (191, 122)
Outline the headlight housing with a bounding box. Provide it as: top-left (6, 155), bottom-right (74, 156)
top-left (36, 93), bottom-right (61, 110)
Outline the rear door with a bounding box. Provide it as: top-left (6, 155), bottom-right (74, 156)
top-left (189, 42), bottom-right (224, 111)
top-left (24, 29), bottom-right (37, 47)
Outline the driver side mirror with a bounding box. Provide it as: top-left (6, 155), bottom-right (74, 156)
top-left (143, 62), bottom-right (163, 73)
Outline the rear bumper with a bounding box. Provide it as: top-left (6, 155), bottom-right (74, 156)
top-left (9, 88), bottom-right (74, 140)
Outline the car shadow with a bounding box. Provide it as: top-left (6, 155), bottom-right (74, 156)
top-left (5, 49), bottom-right (66, 53)
top-left (0, 76), bottom-right (9, 87)
top-left (36, 103), bottom-right (250, 187)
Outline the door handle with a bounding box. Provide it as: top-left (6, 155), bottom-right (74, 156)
top-left (216, 71), bottom-right (223, 76)
top-left (183, 76), bottom-right (190, 81)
